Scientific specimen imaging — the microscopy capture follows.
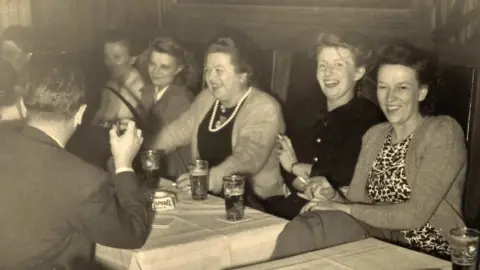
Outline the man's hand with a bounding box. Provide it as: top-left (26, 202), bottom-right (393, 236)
top-left (109, 120), bottom-right (143, 170)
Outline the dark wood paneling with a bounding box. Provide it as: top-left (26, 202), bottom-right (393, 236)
top-left (176, 0), bottom-right (410, 9)
top-left (30, 0), bottom-right (159, 52)
top-left (164, 2), bottom-right (429, 50)
top-left (462, 67), bottom-right (480, 228)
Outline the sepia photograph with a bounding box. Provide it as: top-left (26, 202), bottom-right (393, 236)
top-left (0, 0), bottom-right (479, 269)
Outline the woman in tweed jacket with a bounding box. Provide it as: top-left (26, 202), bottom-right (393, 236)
top-left (272, 43), bottom-right (466, 259)
top-left (153, 32), bottom-right (285, 202)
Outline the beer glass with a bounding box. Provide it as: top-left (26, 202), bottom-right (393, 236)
top-left (188, 159), bottom-right (209, 200)
top-left (139, 150), bottom-right (162, 189)
top-left (448, 227), bottom-right (480, 270)
top-left (223, 175), bottom-right (245, 221)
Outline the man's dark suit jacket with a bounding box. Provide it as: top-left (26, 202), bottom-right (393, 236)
top-left (0, 126), bottom-right (150, 270)
top-left (140, 84), bottom-right (193, 179)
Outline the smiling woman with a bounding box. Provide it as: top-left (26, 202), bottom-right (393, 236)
top-left (265, 30), bottom-right (384, 220)
top-left (137, 36), bottom-right (197, 179)
top-left (272, 42), bottom-right (467, 260)
top-left (153, 30), bottom-right (285, 209)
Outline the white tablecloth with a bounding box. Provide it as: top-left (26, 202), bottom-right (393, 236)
top-left (95, 180), bottom-right (288, 270)
top-left (234, 238), bottom-right (451, 270)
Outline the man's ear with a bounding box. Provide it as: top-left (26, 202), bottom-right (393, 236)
top-left (354, 66), bottom-right (366, 81)
top-left (74, 104), bottom-right (87, 126)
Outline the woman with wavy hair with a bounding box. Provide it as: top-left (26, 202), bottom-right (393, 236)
top-left (267, 30), bottom-right (384, 219)
top-left (138, 36), bottom-right (199, 178)
top-left (272, 42), bottom-right (466, 260)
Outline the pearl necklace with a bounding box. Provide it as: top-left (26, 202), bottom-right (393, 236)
top-left (208, 87), bottom-right (252, 132)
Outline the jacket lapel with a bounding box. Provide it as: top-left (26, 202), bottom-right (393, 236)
top-left (150, 85), bottom-right (174, 116)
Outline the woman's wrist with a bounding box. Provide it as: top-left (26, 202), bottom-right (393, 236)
top-left (290, 162), bottom-right (300, 174)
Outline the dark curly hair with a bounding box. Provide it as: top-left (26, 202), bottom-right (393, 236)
top-left (373, 42), bottom-right (438, 115)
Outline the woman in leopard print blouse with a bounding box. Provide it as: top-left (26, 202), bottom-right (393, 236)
top-left (272, 42), bottom-right (466, 260)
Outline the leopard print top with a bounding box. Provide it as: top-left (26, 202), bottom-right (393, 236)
top-left (366, 132), bottom-right (450, 258)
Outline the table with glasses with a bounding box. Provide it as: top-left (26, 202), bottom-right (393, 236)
top-left (95, 179), bottom-right (288, 270)
top-left (233, 238), bottom-right (451, 270)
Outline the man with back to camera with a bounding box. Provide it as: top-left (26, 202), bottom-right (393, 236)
top-left (0, 57), bottom-right (150, 269)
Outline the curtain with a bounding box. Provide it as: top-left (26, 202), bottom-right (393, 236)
top-left (0, 0), bottom-right (31, 31)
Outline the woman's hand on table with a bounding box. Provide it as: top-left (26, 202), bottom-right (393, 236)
top-left (175, 173), bottom-right (191, 191)
top-left (292, 176), bottom-right (310, 192)
top-left (300, 200), bottom-right (351, 214)
top-left (304, 176), bottom-right (336, 201)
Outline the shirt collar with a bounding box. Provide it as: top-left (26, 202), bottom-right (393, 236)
top-left (155, 85), bottom-right (170, 102)
top-left (329, 96), bottom-right (358, 115)
top-left (47, 133), bottom-right (65, 148)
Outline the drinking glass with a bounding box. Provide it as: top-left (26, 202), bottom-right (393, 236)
top-left (223, 175), bottom-right (245, 221)
top-left (188, 159), bottom-right (209, 200)
top-left (139, 150), bottom-right (162, 189)
top-left (448, 227), bottom-right (480, 270)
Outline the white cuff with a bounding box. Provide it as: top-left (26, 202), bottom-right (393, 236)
top-left (115, 167), bottom-right (134, 174)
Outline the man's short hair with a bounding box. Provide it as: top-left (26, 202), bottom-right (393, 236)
top-left (0, 58), bottom-right (20, 107)
top-left (22, 56), bottom-right (85, 120)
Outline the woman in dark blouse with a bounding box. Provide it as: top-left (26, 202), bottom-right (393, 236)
top-left (266, 30), bottom-right (384, 220)
top-left (153, 30), bottom-right (285, 209)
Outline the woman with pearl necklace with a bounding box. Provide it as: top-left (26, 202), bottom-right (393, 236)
top-left (153, 31), bottom-right (285, 208)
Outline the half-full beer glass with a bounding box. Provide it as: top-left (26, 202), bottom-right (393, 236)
top-left (139, 150), bottom-right (162, 189)
top-left (188, 160), bottom-right (209, 200)
top-left (449, 227), bottom-right (480, 270)
top-left (223, 175), bottom-right (245, 221)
